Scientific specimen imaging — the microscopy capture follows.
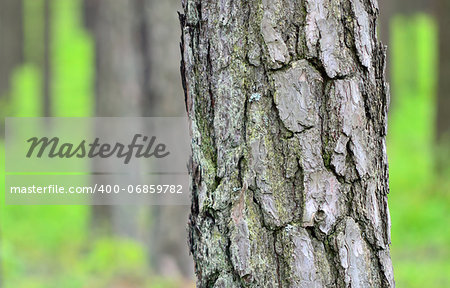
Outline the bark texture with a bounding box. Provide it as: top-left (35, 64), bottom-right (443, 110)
top-left (180, 0), bottom-right (394, 287)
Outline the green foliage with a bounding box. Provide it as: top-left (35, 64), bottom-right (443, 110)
top-left (51, 0), bottom-right (94, 116)
top-left (8, 65), bottom-right (42, 117)
top-left (82, 238), bottom-right (148, 277)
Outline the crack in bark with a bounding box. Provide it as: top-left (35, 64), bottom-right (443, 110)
top-left (182, 0), bottom-right (394, 286)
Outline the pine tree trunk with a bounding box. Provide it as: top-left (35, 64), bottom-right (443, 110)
top-left (180, 0), bottom-right (394, 287)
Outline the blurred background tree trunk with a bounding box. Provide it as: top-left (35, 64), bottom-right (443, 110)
top-left (87, 0), bottom-right (148, 241)
top-left (182, 0), bottom-right (394, 286)
top-left (0, 1), bottom-right (23, 284)
top-left (43, 0), bottom-right (51, 117)
top-left (436, 0), bottom-right (450, 140)
top-left (0, 0), bottom-right (23, 97)
top-left (145, 0), bottom-right (193, 278)
top-left (378, 0), bottom-right (430, 78)
top-left (84, 0), bottom-right (193, 278)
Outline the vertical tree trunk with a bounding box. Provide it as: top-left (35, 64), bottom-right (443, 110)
top-left (43, 0), bottom-right (51, 117)
top-left (436, 0), bottom-right (450, 140)
top-left (89, 0), bottom-right (150, 239)
top-left (181, 0), bottom-right (394, 287)
top-left (86, 0), bottom-right (194, 278)
top-left (0, 0), bottom-right (23, 96)
top-left (145, 0), bottom-right (195, 278)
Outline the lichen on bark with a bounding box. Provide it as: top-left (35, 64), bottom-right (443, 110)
top-left (180, 0), bottom-right (394, 287)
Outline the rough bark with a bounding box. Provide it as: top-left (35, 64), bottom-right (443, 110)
top-left (180, 0), bottom-right (394, 287)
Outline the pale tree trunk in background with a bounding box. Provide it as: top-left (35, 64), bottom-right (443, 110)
top-left (377, 0), bottom-right (392, 40)
top-left (0, 0), bottom-right (23, 96)
top-left (43, 0), bottom-right (51, 117)
top-left (181, 0), bottom-right (394, 286)
top-left (436, 0), bottom-right (450, 140)
top-left (88, 0), bottom-right (150, 240)
top-left (378, 0), bottom-right (430, 80)
top-left (84, 0), bottom-right (193, 278)
top-left (146, 0), bottom-right (194, 278)
top-left (377, 0), bottom-right (394, 79)
top-left (0, 0), bottom-right (23, 284)
top-left (145, 0), bottom-right (186, 117)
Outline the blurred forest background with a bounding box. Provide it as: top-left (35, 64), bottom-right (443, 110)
top-left (0, 0), bottom-right (448, 287)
